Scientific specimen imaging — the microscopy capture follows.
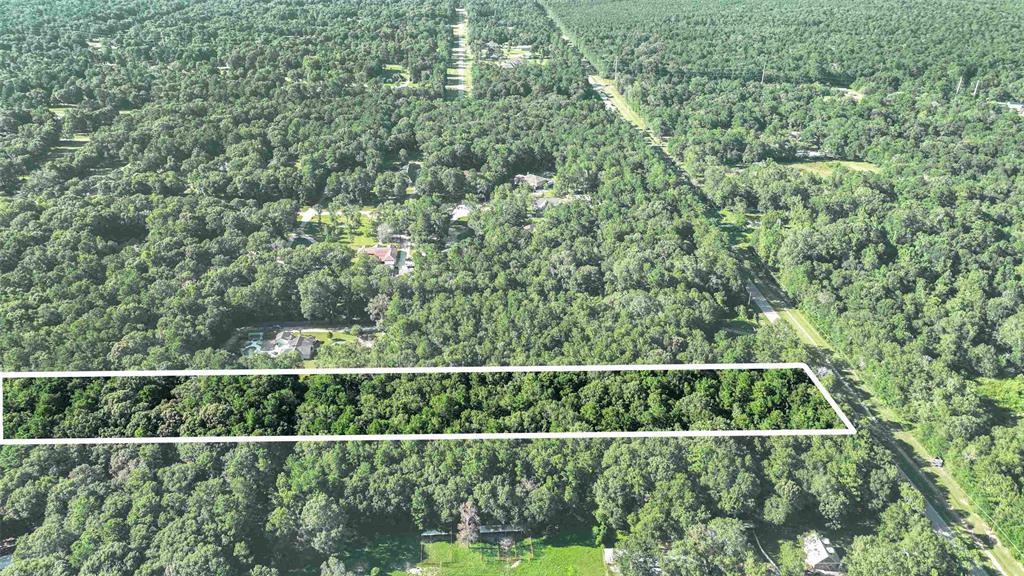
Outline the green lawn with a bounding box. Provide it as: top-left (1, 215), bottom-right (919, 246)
top-left (48, 106), bottom-right (76, 117)
top-left (782, 160), bottom-right (880, 177)
top-left (391, 535), bottom-right (606, 576)
top-left (383, 63), bottom-right (411, 80)
top-left (302, 330), bottom-right (358, 345)
top-left (297, 207), bottom-right (379, 248)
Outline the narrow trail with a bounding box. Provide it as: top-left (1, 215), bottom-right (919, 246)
top-left (538, 2), bottom-right (1021, 574)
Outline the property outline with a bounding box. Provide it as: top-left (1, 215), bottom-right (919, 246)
top-left (0, 362), bottom-right (856, 445)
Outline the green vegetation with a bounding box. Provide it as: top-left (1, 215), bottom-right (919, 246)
top-left (544, 0), bottom-right (1024, 565)
top-left (3, 369), bottom-right (840, 438)
top-left (780, 160), bottom-right (880, 177)
top-left (298, 207), bottom-right (379, 248)
top-left (395, 536), bottom-right (606, 576)
top-left (978, 376), bottom-right (1024, 414)
top-left (1, 0), bottom-right (1017, 573)
top-left (0, 433), bottom-right (918, 576)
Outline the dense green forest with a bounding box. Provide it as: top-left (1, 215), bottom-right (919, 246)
top-left (0, 0), bottom-right (1013, 573)
top-left (0, 437), bottom-right (962, 576)
top-left (3, 369), bottom-right (840, 438)
top-left (544, 0), bottom-right (1024, 561)
top-left (0, 0), bottom-right (764, 371)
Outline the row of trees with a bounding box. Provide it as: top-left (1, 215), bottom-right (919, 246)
top-left (3, 369), bottom-right (839, 439)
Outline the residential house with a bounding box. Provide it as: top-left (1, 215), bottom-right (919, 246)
top-left (358, 245), bottom-right (398, 268)
top-left (242, 330), bottom-right (320, 360)
top-left (514, 173), bottom-right (554, 191)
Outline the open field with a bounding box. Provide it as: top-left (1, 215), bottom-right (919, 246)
top-left (391, 534), bottom-right (606, 576)
top-left (782, 160), bottom-right (881, 177)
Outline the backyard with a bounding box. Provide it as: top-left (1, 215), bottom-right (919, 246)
top-left (297, 206), bottom-right (379, 248)
top-left (332, 531), bottom-right (607, 576)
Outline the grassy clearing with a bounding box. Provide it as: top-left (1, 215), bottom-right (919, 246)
top-left (48, 106), bottom-right (77, 118)
top-left (782, 160), bottom-right (880, 177)
top-left (382, 63), bottom-right (425, 88)
top-left (391, 534), bottom-right (606, 576)
top-left (303, 220), bottom-right (376, 248)
top-left (718, 208), bottom-right (758, 249)
top-left (977, 376), bottom-right (1024, 413)
top-left (297, 206), bottom-right (379, 248)
top-left (302, 329), bottom-right (358, 346)
top-left (718, 318), bottom-right (757, 335)
top-left (383, 63), bottom-right (411, 79)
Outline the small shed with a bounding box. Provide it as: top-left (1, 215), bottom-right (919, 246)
top-left (419, 529), bottom-right (451, 543)
top-left (478, 525), bottom-right (524, 543)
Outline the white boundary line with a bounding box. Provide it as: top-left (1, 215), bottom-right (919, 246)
top-left (0, 363), bottom-right (855, 445)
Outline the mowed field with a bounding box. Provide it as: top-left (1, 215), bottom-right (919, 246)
top-left (782, 159), bottom-right (881, 177)
top-left (392, 537), bottom-right (607, 576)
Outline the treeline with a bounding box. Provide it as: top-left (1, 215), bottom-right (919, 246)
top-left (0, 435), bottom-right (962, 575)
top-left (543, 0), bottom-right (1024, 97)
top-left (3, 369), bottom-right (840, 439)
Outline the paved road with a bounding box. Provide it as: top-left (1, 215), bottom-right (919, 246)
top-left (744, 282), bottom-right (780, 323)
top-left (746, 279), bottom-right (985, 574)
top-left (538, 3), bottom-right (1017, 573)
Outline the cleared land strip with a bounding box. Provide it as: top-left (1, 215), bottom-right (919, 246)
top-left (539, 2), bottom-right (1022, 574)
top-left (445, 6), bottom-right (471, 97)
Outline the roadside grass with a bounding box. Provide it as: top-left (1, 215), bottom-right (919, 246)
top-left (763, 285), bottom-right (1024, 575)
top-left (588, 75), bottom-right (649, 132)
top-left (781, 160), bottom-right (880, 177)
